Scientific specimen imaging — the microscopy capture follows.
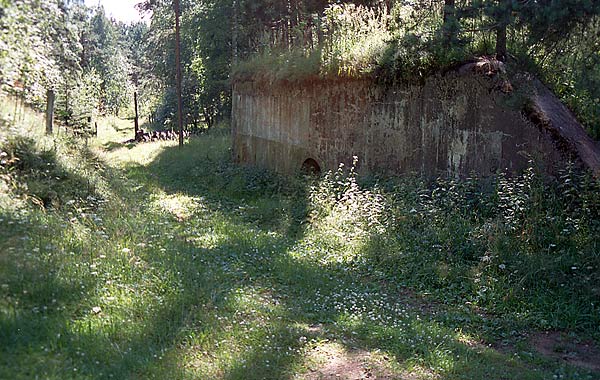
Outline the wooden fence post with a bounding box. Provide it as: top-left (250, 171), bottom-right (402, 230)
top-left (46, 89), bottom-right (54, 135)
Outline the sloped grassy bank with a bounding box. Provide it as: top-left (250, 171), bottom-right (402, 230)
top-left (1, 108), bottom-right (599, 379)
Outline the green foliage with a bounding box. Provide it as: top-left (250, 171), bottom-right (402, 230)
top-left (185, 1), bottom-right (232, 128)
top-left (0, 0), bottom-right (139, 125)
top-left (0, 0), bottom-right (65, 105)
top-left (528, 17), bottom-right (600, 139)
top-left (308, 157), bottom-right (388, 246)
top-left (233, 3), bottom-right (393, 80)
top-left (85, 6), bottom-right (136, 117)
top-left (2, 107), bottom-right (600, 379)
top-left (319, 4), bottom-right (391, 77)
top-left (310, 160), bottom-right (600, 336)
top-left (53, 68), bottom-right (103, 134)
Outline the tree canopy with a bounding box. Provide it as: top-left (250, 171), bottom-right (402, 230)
top-left (1, 0), bottom-right (599, 138)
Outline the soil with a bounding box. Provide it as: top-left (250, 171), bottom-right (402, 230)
top-left (530, 331), bottom-right (600, 372)
top-left (299, 341), bottom-right (434, 380)
top-left (298, 341), bottom-right (387, 380)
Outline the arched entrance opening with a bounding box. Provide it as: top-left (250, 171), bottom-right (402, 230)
top-left (301, 158), bottom-right (321, 175)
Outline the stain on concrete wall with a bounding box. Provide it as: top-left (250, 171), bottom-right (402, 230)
top-left (232, 72), bottom-right (587, 177)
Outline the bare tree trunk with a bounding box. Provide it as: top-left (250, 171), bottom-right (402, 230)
top-left (13, 94), bottom-right (18, 123)
top-left (64, 83), bottom-right (69, 128)
top-left (19, 81), bottom-right (25, 122)
top-left (174, 0), bottom-right (184, 147)
top-left (232, 0), bottom-right (238, 65)
top-left (134, 91), bottom-right (139, 136)
top-left (496, 26), bottom-right (507, 61)
top-left (46, 89), bottom-right (54, 135)
top-left (495, 0), bottom-right (510, 61)
top-left (443, 0), bottom-right (456, 47)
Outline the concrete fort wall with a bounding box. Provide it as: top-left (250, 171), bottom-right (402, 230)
top-left (231, 72), bottom-right (572, 177)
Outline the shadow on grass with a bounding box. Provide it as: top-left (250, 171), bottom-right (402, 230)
top-left (132, 140), bottom-right (589, 379)
top-left (2, 135), bottom-right (101, 208)
top-left (1, 135), bottom-right (596, 380)
top-left (102, 141), bottom-right (136, 152)
top-left (0, 211), bottom-right (112, 377)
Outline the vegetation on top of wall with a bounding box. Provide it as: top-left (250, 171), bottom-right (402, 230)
top-left (231, 2), bottom-right (600, 140)
top-left (232, 4), bottom-right (392, 81)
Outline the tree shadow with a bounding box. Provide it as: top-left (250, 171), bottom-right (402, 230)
top-left (1, 135), bottom-right (103, 208)
top-left (1, 135), bottom-right (596, 380)
top-left (0, 209), bottom-right (120, 377)
top-left (132, 141), bottom-right (591, 379)
top-left (102, 141), bottom-right (136, 152)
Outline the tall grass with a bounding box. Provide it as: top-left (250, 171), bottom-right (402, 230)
top-left (1, 104), bottom-right (599, 379)
top-left (233, 4), bottom-right (392, 80)
top-left (307, 161), bottom-right (600, 337)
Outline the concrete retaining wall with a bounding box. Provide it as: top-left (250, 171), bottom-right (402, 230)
top-left (232, 71), bottom-right (586, 177)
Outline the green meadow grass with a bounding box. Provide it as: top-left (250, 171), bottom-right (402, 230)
top-left (1, 103), bottom-right (599, 379)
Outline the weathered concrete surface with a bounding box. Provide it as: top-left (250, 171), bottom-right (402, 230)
top-left (232, 69), bottom-right (599, 177)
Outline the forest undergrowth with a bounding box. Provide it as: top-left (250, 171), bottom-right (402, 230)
top-left (1, 104), bottom-right (599, 379)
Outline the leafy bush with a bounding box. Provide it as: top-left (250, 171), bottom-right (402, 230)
top-left (304, 161), bottom-right (600, 336)
top-left (308, 157), bottom-right (388, 245)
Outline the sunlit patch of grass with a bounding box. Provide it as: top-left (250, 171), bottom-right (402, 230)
top-left (94, 115), bottom-right (135, 145)
top-left (103, 139), bottom-right (176, 167)
top-left (150, 193), bottom-right (206, 221)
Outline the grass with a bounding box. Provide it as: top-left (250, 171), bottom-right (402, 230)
top-left (1, 102), bottom-right (599, 379)
top-left (233, 4), bottom-right (391, 82)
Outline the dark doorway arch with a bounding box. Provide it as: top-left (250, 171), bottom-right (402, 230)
top-left (301, 158), bottom-right (321, 175)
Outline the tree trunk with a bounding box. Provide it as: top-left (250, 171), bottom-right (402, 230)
top-left (134, 91), bottom-right (139, 136)
top-left (13, 94), bottom-right (18, 123)
top-left (232, 0), bottom-right (238, 65)
top-left (46, 89), bottom-right (55, 135)
top-left (19, 84), bottom-right (25, 122)
top-left (496, 25), bottom-right (507, 61)
top-left (495, 0), bottom-right (510, 61)
top-left (174, 0), bottom-right (184, 147)
top-left (443, 0), bottom-right (456, 47)
top-left (64, 83), bottom-right (69, 128)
